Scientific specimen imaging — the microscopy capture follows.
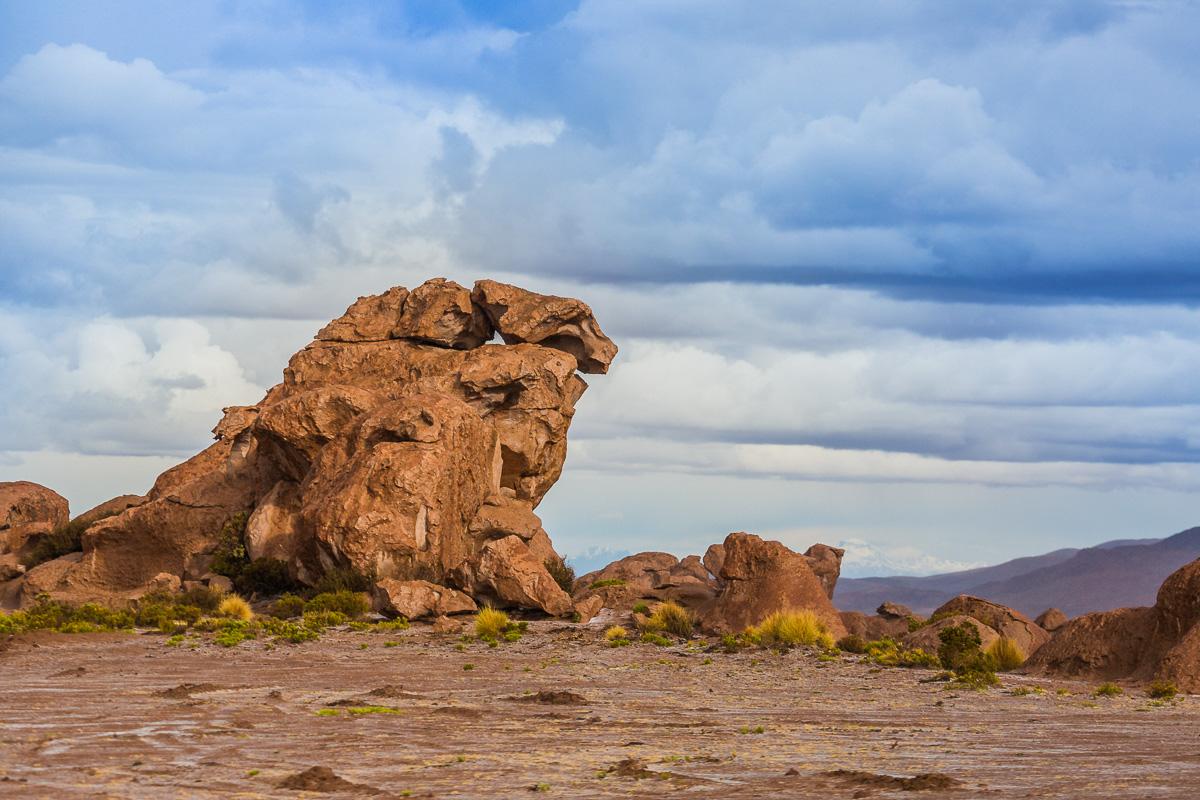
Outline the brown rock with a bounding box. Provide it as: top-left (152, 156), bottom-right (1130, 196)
top-left (0, 553), bottom-right (26, 582)
top-left (669, 555), bottom-right (713, 584)
top-left (877, 601), bottom-right (915, 620)
top-left (1035, 607), bottom-right (1068, 632)
top-left (316, 286), bottom-right (409, 343)
top-left (703, 532), bottom-right (847, 639)
top-left (1021, 606), bottom-right (1157, 683)
top-left (0, 481), bottom-right (69, 557)
top-left (702, 543), bottom-right (726, 587)
top-left (472, 279), bottom-right (618, 373)
top-left (147, 572), bottom-right (181, 593)
top-left (577, 552), bottom-right (680, 592)
top-left (393, 278), bottom-right (492, 350)
top-left (72, 495), bottom-right (145, 529)
top-left (183, 554), bottom-right (216, 582)
top-left (449, 535), bottom-right (572, 616)
top-left (574, 593), bottom-right (604, 622)
top-left (932, 595), bottom-right (1050, 656)
top-left (468, 502), bottom-right (543, 541)
top-left (840, 611), bottom-right (911, 641)
top-left (803, 543), bottom-right (844, 600)
top-left (253, 386), bottom-right (376, 481)
top-left (244, 481), bottom-right (303, 563)
top-left (372, 579), bottom-right (477, 620)
top-left (206, 575), bottom-right (234, 593)
top-left (432, 614), bottom-right (463, 634)
top-left (899, 615), bottom-right (1000, 656)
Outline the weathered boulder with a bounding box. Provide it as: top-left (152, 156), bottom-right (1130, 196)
top-left (803, 544), bottom-right (844, 600)
top-left (0, 553), bottom-right (25, 582)
top-left (577, 552), bottom-right (680, 592)
top-left (72, 495), bottom-right (146, 529)
top-left (1022, 557), bottom-right (1200, 690)
top-left (472, 279), bottom-right (617, 374)
top-left (393, 278), bottom-right (492, 350)
top-left (900, 615), bottom-right (1001, 656)
top-left (373, 579), bottom-right (477, 620)
top-left (316, 286), bottom-right (409, 343)
top-left (840, 611), bottom-right (911, 641)
top-left (574, 594), bottom-right (604, 623)
top-left (702, 532), bottom-right (847, 639)
top-left (702, 543), bottom-right (726, 587)
top-left (8, 278), bottom-right (613, 615)
top-left (449, 535), bottom-right (572, 616)
top-left (0, 481), bottom-right (70, 558)
top-left (1035, 608), bottom-right (1068, 632)
top-left (931, 595), bottom-right (1050, 657)
top-left (878, 602), bottom-right (916, 620)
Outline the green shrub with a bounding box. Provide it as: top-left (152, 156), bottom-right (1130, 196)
top-left (1147, 681), bottom-right (1178, 700)
top-left (590, 579), bottom-right (627, 589)
top-left (1094, 682), bottom-right (1123, 697)
top-left (236, 558), bottom-right (295, 595)
top-left (177, 585), bottom-right (225, 612)
top-left (632, 602), bottom-right (650, 615)
top-left (836, 634), bottom-right (866, 654)
top-left (645, 601), bottom-right (694, 638)
top-left (307, 566), bottom-right (375, 597)
top-left (642, 632), bottom-right (671, 647)
top-left (304, 610), bottom-right (348, 630)
top-left (20, 509), bottom-right (122, 569)
top-left (217, 595), bottom-right (253, 621)
top-left (210, 512), bottom-right (250, 581)
top-left (986, 637), bottom-right (1026, 671)
top-left (863, 637), bottom-right (938, 668)
top-left (305, 591), bottom-right (369, 619)
top-left (544, 559), bottom-right (576, 593)
top-left (758, 609), bottom-right (833, 648)
top-left (269, 594), bottom-right (307, 619)
top-left (937, 622), bottom-right (984, 672)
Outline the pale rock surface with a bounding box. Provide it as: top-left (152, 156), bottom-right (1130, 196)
top-left (244, 481), bottom-right (303, 562)
top-left (449, 535), bottom-right (572, 616)
top-left (373, 579), bottom-right (477, 620)
top-left (574, 594), bottom-right (604, 622)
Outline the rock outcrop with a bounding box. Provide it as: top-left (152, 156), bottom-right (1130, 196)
top-left (803, 544), bottom-right (845, 600)
top-left (929, 595), bottom-right (1050, 657)
top-left (1034, 608), bottom-right (1068, 632)
top-left (1, 278), bottom-right (616, 616)
top-left (900, 615), bottom-right (1001, 656)
top-left (703, 532), bottom-right (847, 639)
top-left (1022, 557), bottom-right (1200, 690)
top-left (0, 481), bottom-right (70, 559)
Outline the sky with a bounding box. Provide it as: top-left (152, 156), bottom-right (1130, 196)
top-left (2, 1), bottom-right (1199, 578)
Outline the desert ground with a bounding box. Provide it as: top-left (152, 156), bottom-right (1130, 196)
top-left (1, 614), bottom-right (1196, 800)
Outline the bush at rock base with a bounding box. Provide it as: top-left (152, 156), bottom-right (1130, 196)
top-left (642, 601), bottom-right (694, 638)
top-left (758, 609), bottom-right (834, 648)
top-left (986, 637), bottom-right (1026, 671)
top-left (305, 591), bottom-right (370, 619)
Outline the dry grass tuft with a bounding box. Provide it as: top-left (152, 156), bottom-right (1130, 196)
top-left (217, 595), bottom-right (252, 621)
top-left (645, 601), bottom-right (694, 638)
top-left (474, 606), bottom-right (510, 640)
top-left (604, 625), bottom-right (628, 642)
top-left (758, 608), bottom-right (834, 648)
top-left (986, 636), bottom-right (1025, 671)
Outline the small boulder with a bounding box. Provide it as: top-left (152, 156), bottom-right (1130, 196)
top-left (0, 553), bottom-right (26, 582)
top-left (206, 574), bottom-right (234, 593)
top-left (899, 615), bottom-right (1000, 656)
top-left (432, 614), bottom-right (463, 634)
top-left (577, 552), bottom-right (680, 592)
top-left (840, 610), bottom-right (911, 641)
top-left (878, 601), bottom-right (915, 620)
top-left (449, 535), bottom-right (572, 616)
top-left (373, 579), bottom-right (477, 620)
top-left (931, 595), bottom-right (1050, 656)
top-left (392, 278), bottom-right (492, 350)
top-left (316, 286), bottom-right (409, 343)
top-left (702, 543), bottom-right (726, 587)
top-left (0, 481), bottom-right (70, 557)
top-left (1035, 608), bottom-right (1068, 632)
top-left (574, 594), bottom-right (604, 622)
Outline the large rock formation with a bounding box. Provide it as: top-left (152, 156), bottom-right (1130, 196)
top-left (1022, 556), bottom-right (1200, 690)
top-left (0, 481), bottom-right (70, 560)
top-left (2, 279), bottom-right (616, 616)
top-left (928, 595), bottom-right (1050, 658)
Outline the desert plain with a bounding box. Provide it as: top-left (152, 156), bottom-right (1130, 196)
top-left (2, 614), bottom-right (1196, 800)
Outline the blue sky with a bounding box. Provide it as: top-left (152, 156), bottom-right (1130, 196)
top-left (2, 1), bottom-right (1199, 576)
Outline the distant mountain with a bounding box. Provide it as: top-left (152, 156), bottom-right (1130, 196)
top-left (834, 528), bottom-right (1200, 619)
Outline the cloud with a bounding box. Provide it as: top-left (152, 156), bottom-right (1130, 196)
top-left (836, 538), bottom-right (987, 578)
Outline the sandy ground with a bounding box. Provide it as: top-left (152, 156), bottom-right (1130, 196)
top-left (1, 614), bottom-right (1196, 799)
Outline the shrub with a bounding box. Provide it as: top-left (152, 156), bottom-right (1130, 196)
top-left (304, 610), bottom-right (348, 630)
top-left (642, 632), bottom-right (671, 646)
top-left (236, 558), bottom-right (295, 595)
top-left (645, 601), bottom-right (694, 638)
top-left (758, 609), bottom-right (833, 648)
top-left (836, 634), bottom-right (866, 654)
top-left (1147, 681), bottom-right (1178, 700)
top-left (863, 637), bottom-right (938, 668)
top-left (177, 585), bottom-right (224, 612)
top-left (20, 509), bottom-right (122, 569)
top-left (217, 595), bottom-right (253, 621)
top-left (632, 602), bottom-right (650, 615)
top-left (270, 594), bottom-right (307, 619)
top-left (210, 512), bottom-right (250, 581)
top-left (544, 559), bottom-right (576, 593)
top-left (986, 637), bottom-right (1026, 671)
top-left (937, 622), bottom-right (984, 672)
top-left (1094, 682), bottom-right (1123, 698)
top-left (474, 606), bottom-right (510, 640)
top-left (604, 625), bottom-right (628, 642)
top-left (305, 591), bottom-right (369, 619)
top-left (307, 566), bottom-right (375, 596)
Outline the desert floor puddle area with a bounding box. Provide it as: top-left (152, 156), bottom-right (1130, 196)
top-left (1, 620), bottom-right (1196, 799)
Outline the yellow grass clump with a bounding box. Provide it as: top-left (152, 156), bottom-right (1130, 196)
top-left (986, 636), bottom-right (1026, 671)
top-left (217, 595), bottom-right (252, 621)
top-left (645, 601), bottom-right (694, 638)
top-left (758, 608), bottom-right (834, 648)
top-left (474, 606), bottom-right (510, 640)
top-left (604, 625), bottom-right (628, 642)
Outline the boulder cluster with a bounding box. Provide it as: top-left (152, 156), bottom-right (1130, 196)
top-left (0, 278), bottom-right (615, 616)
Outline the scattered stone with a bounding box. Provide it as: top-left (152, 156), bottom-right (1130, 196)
top-left (155, 683), bottom-right (227, 700)
top-left (1035, 607), bottom-right (1069, 632)
top-left (373, 579), bottom-right (477, 620)
top-left (511, 690), bottom-right (588, 705)
top-left (278, 766), bottom-right (379, 794)
top-left (432, 615), bottom-right (463, 634)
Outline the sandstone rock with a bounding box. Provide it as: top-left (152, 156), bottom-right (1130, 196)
top-left (393, 278), bottom-right (492, 350)
top-left (184, 554), bottom-right (216, 582)
top-left (703, 532), bottom-right (847, 639)
top-left (702, 543), bottom-right (726, 587)
top-left (657, 576), bottom-right (721, 608)
top-left (432, 614), bottom-right (463, 634)
top-left (574, 594), bottom-right (604, 623)
top-left (469, 502), bottom-right (543, 541)
top-left (254, 386), bottom-right (376, 481)
top-left (244, 481), bottom-right (303, 562)
top-left (0, 553), bottom-right (25, 582)
top-left (669, 555), bottom-right (712, 584)
top-left (206, 575), bottom-right (234, 593)
top-left (148, 572), bottom-right (181, 593)
top-left (1035, 608), bottom-right (1068, 632)
top-left (18, 552), bottom-right (86, 605)
top-left (449, 535), bottom-right (572, 616)
top-left (878, 602), bottom-right (915, 620)
top-left (0, 481), bottom-right (69, 557)
top-left (803, 544), bottom-right (844, 600)
top-left (931, 595), bottom-right (1050, 657)
top-left (472, 279), bottom-right (617, 374)
top-left (577, 552), bottom-right (680, 592)
top-left (900, 615), bottom-right (1000, 656)
top-left (72, 495), bottom-right (146, 528)
top-left (316, 286), bottom-right (409, 343)
top-left (840, 611), bottom-right (911, 641)
top-left (373, 579), bottom-right (477, 620)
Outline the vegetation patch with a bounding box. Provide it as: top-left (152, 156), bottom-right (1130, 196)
top-left (545, 558), bottom-right (576, 593)
top-left (305, 591), bottom-right (369, 619)
top-left (986, 637), bottom-right (1025, 671)
top-left (758, 609), bottom-right (834, 648)
top-left (590, 579), bottom-right (627, 588)
top-left (1147, 681), bottom-right (1178, 700)
top-left (642, 601), bottom-right (694, 638)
